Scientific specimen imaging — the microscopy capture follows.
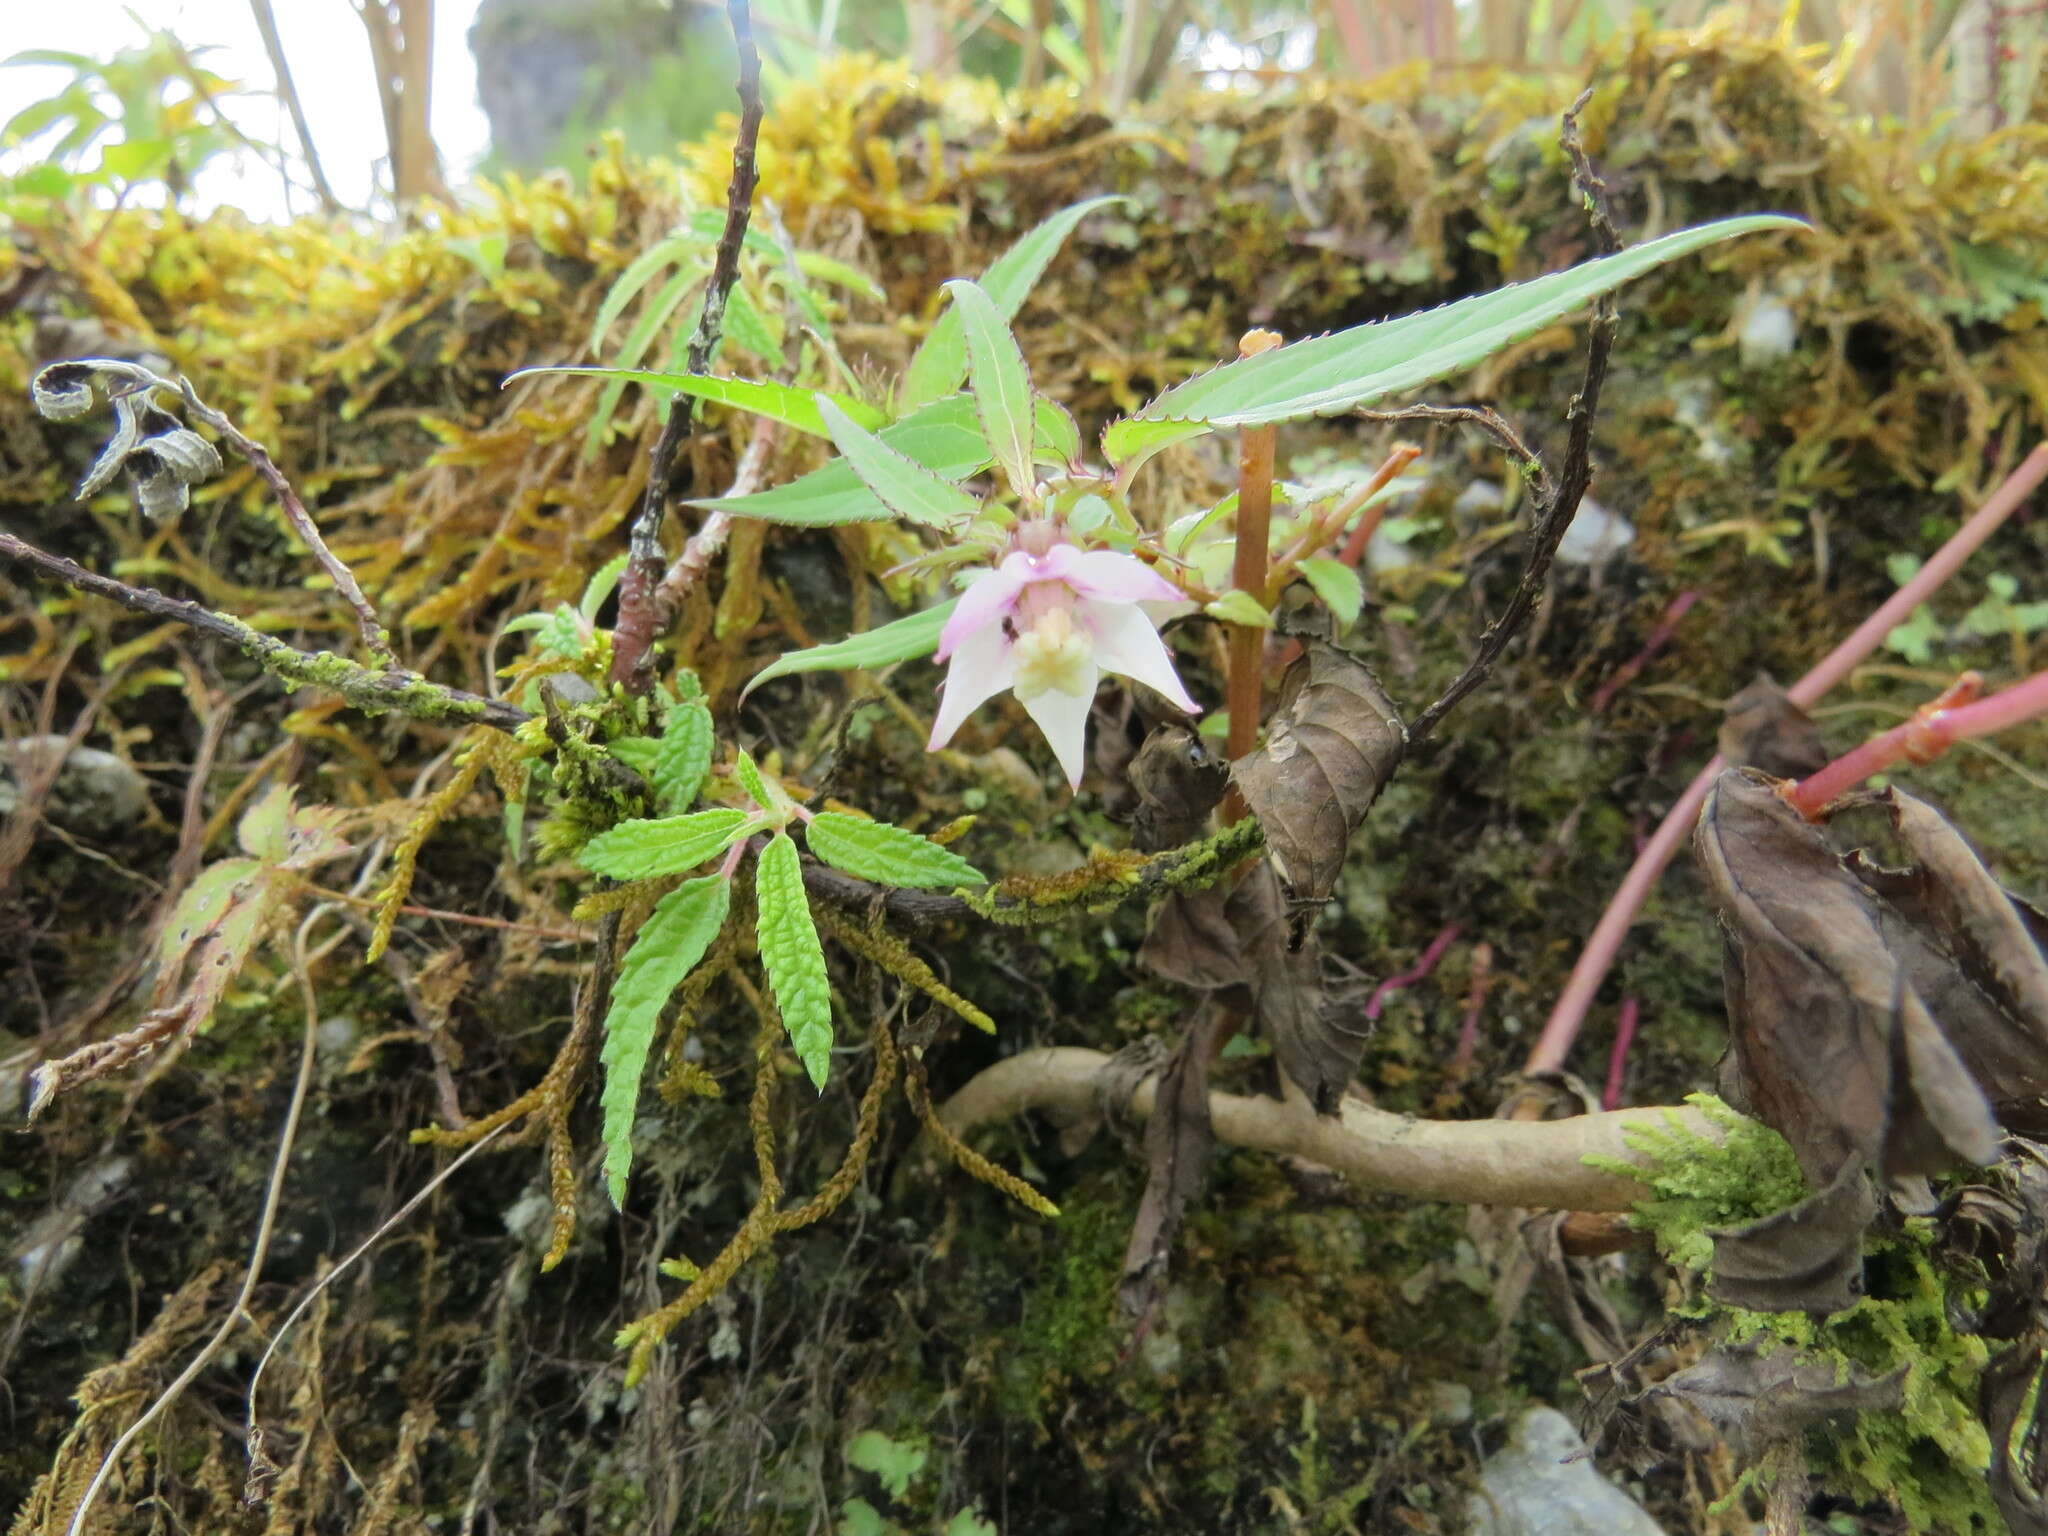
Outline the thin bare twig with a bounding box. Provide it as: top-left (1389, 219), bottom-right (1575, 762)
top-left (168, 376), bottom-right (394, 663)
top-left (248, 0), bottom-right (342, 214)
top-left (62, 909), bottom-right (330, 1536)
top-left (1407, 89), bottom-right (1619, 748)
top-left (612, 0), bottom-right (763, 693)
top-left (0, 530), bottom-right (529, 732)
top-left (654, 415), bottom-right (779, 615)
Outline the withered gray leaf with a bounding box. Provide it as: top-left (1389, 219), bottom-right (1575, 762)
top-left (1983, 1343), bottom-right (2048, 1536)
top-left (1697, 768), bottom-right (2003, 1188)
top-left (1119, 1006), bottom-right (1228, 1322)
top-left (1137, 860), bottom-right (1365, 1114)
top-left (1850, 789), bottom-right (2048, 1130)
top-left (1127, 724), bottom-right (1228, 852)
top-left (1139, 885), bottom-right (1247, 993)
top-left (1647, 1338), bottom-right (1905, 1458)
top-left (1708, 1159), bottom-right (1874, 1315)
top-left (1231, 641), bottom-right (1405, 904)
top-left (1231, 860), bottom-right (1362, 1112)
top-left (1718, 674), bottom-right (1828, 777)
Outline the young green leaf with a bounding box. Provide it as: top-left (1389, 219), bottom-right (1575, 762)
top-left (944, 279), bottom-right (1037, 500)
top-left (580, 808), bottom-right (752, 879)
top-left (731, 748), bottom-right (770, 812)
top-left (1104, 215), bottom-right (1805, 463)
top-left (654, 696), bottom-right (714, 810)
top-left (818, 397), bottom-right (982, 529)
top-left (600, 874), bottom-right (730, 1204)
top-left (805, 812), bottom-right (985, 888)
top-left (743, 600), bottom-right (956, 696)
top-left (579, 551), bottom-right (632, 621)
top-left (898, 194), bottom-right (1128, 413)
top-left (755, 832), bottom-right (834, 1088)
top-left (693, 395), bottom-right (990, 527)
top-left (1297, 556), bottom-right (1364, 628)
top-left (1205, 589), bottom-right (1273, 628)
top-left (506, 368), bottom-right (883, 439)
top-left (1034, 398), bottom-right (1082, 468)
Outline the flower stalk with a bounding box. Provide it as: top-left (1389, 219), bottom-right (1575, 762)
top-left (1224, 329), bottom-right (1283, 816)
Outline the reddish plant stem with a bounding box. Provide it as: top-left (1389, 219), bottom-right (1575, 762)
top-left (1223, 329), bottom-right (1283, 820)
top-left (1367, 922), bottom-right (1462, 1020)
top-left (1787, 666), bottom-right (2048, 817)
top-left (1601, 996), bottom-right (1640, 1111)
top-left (1588, 589), bottom-right (1699, 714)
top-left (1450, 940), bottom-right (1494, 1072)
top-left (1527, 440), bottom-right (2048, 1075)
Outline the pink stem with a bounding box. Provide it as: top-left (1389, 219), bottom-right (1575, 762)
top-left (1589, 589), bottom-right (1699, 714)
top-left (1787, 666), bottom-right (2048, 817)
top-left (1601, 997), bottom-right (1640, 1111)
top-left (1526, 441), bottom-right (2048, 1076)
top-left (1367, 923), bottom-right (1462, 1021)
top-left (1451, 941), bottom-right (1494, 1071)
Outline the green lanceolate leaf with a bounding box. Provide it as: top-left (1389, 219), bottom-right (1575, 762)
top-left (1103, 214), bottom-right (1805, 464)
top-left (580, 807), bottom-right (752, 879)
top-left (899, 194), bottom-right (1128, 413)
top-left (505, 367), bottom-right (883, 439)
top-left (654, 696), bottom-right (714, 810)
top-left (579, 551), bottom-right (632, 620)
top-left (1297, 556), bottom-right (1364, 628)
top-left (818, 398), bottom-right (983, 529)
top-left (805, 812), bottom-right (985, 888)
top-left (743, 599), bottom-right (956, 696)
top-left (755, 832), bottom-right (834, 1088)
top-left (1035, 398), bottom-right (1082, 468)
top-left (944, 279), bottom-right (1037, 500)
top-left (693, 395), bottom-right (989, 527)
top-left (733, 747), bottom-right (773, 811)
top-left (600, 874), bottom-right (730, 1204)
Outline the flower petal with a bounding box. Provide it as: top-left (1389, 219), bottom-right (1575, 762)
top-left (1046, 546), bottom-right (1186, 606)
top-left (928, 622), bottom-right (1019, 751)
top-left (938, 552), bottom-right (1034, 660)
top-left (1080, 599), bottom-right (1200, 713)
top-left (1017, 664), bottom-right (1099, 790)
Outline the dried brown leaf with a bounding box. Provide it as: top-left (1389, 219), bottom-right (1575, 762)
top-left (1707, 1159), bottom-right (1874, 1314)
top-left (1230, 641), bottom-right (1405, 905)
top-left (1126, 724), bottom-right (1228, 852)
top-left (1849, 789), bottom-right (2048, 1128)
top-left (1119, 1005), bottom-right (1228, 1322)
top-left (1137, 862), bottom-right (1366, 1114)
top-left (1717, 674), bottom-right (1828, 777)
top-left (1982, 1343), bottom-right (2048, 1536)
top-left (1647, 1338), bottom-right (1906, 1458)
top-left (1696, 768), bottom-right (2003, 1187)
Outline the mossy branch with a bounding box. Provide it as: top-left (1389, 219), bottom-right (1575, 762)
top-left (0, 531), bottom-right (531, 732)
top-left (937, 1047), bottom-right (1730, 1211)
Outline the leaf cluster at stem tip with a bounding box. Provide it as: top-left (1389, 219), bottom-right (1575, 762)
top-left (577, 711), bottom-right (986, 1205)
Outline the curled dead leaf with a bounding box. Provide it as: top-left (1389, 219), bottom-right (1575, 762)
top-left (1230, 640), bottom-right (1405, 905)
top-left (1647, 1338), bottom-right (1906, 1459)
top-left (1696, 768), bottom-right (2006, 1188)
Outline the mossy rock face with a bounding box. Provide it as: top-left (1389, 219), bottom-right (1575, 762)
top-left (4, 27), bottom-right (2047, 1536)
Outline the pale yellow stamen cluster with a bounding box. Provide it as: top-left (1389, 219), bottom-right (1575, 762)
top-left (1010, 605), bottom-right (1093, 699)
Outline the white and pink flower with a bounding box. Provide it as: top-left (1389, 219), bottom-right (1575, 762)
top-left (930, 536), bottom-right (1198, 789)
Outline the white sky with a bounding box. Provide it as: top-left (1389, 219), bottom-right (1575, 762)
top-left (1, 0), bottom-right (494, 219)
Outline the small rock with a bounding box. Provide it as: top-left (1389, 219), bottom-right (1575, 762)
top-left (1453, 479), bottom-right (1505, 517)
top-left (1738, 296), bottom-right (1798, 368)
top-left (1554, 497), bottom-right (1635, 567)
top-left (1467, 1407), bottom-right (1665, 1536)
top-left (0, 735), bottom-right (151, 833)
